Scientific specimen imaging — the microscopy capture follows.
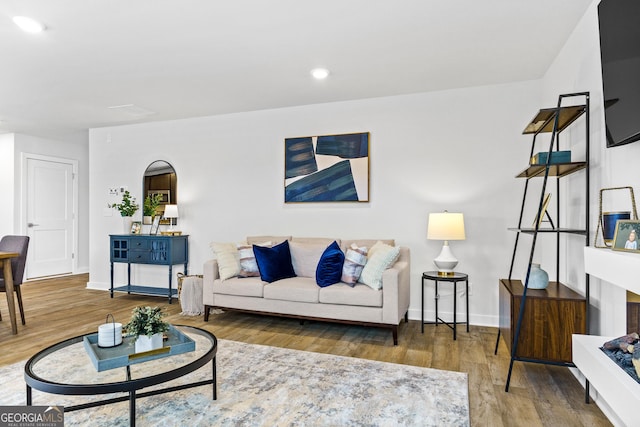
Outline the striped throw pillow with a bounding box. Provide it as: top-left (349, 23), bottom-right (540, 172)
top-left (341, 244), bottom-right (368, 286)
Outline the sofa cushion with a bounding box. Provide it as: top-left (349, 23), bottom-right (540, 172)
top-left (247, 236), bottom-right (291, 245)
top-left (263, 277), bottom-right (319, 303)
top-left (289, 241), bottom-right (327, 278)
top-left (319, 283), bottom-right (382, 307)
top-left (213, 277), bottom-right (265, 297)
top-left (210, 242), bottom-right (240, 280)
top-left (254, 240), bottom-right (296, 283)
top-left (358, 241), bottom-right (400, 290)
top-left (291, 237), bottom-right (340, 246)
top-left (341, 244), bottom-right (368, 286)
top-left (316, 241), bottom-right (345, 287)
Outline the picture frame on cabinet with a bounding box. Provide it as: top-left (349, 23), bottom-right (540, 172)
top-left (130, 221), bottom-right (142, 234)
top-left (150, 216), bottom-right (160, 235)
top-left (612, 220), bottom-right (640, 253)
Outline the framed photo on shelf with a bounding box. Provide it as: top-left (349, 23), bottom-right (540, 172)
top-left (150, 216), bottom-right (160, 235)
top-left (612, 220), bottom-right (640, 253)
top-left (130, 221), bottom-right (141, 234)
top-left (532, 193), bottom-right (552, 228)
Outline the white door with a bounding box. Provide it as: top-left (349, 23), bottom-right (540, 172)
top-left (25, 157), bottom-right (75, 278)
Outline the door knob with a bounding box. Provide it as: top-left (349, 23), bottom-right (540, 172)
top-left (27, 223), bottom-right (40, 227)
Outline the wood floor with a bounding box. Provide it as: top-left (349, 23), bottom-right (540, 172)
top-left (0, 274), bottom-right (611, 426)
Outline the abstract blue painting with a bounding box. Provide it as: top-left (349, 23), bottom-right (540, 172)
top-left (285, 132), bottom-right (369, 203)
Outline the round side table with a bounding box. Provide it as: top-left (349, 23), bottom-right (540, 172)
top-left (421, 271), bottom-right (469, 340)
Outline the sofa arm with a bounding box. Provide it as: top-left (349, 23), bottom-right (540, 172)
top-left (381, 247), bottom-right (411, 325)
top-left (203, 259), bottom-right (219, 307)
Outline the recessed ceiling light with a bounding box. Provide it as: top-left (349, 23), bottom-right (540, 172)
top-left (13, 16), bottom-right (45, 33)
top-left (311, 68), bottom-right (330, 80)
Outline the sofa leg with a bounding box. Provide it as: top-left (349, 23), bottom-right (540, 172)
top-left (392, 325), bottom-right (398, 346)
top-left (204, 305), bottom-right (212, 322)
top-left (404, 311), bottom-right (408, 323)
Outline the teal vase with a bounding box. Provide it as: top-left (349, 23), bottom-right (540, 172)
top-left (528, 263), bottom-right (549, 289)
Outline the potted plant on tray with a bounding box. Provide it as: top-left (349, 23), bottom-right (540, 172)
top-left (109, 190), bottom-right (140, 233)
top-left (143, 193), bottom-right (163, 225)
top-left (124, 306), bottom-right (170, 353)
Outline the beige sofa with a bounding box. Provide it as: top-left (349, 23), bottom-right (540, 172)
top-left (203, 236), bottom-right (410, 345)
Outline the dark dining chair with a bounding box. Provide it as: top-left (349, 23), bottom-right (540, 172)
top-left (0, 235), bottom-right (30, 325)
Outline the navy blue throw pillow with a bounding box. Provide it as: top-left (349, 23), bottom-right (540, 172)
top-left (253, 240), bottom-right (296, 283)
top-left (316, 241), bottom-right (345, 287)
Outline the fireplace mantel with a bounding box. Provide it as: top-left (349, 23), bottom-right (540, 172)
top-left (584, 247), bottom-right (640, 295)
top-left (575, 246), bottom-right (640, 427)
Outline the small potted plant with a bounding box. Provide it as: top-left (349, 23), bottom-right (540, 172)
top-left (110, 190), bottom-right (139, 217)
top-left (109, 190), bottom-right (139, 233)
top-left (143, 193), bottom-right (163, 225)
top-left (124, 306), bottom-right (170, 353)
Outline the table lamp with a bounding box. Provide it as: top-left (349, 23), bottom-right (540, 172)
top-left (163, 204), bottom-right (179, 234)
top-left (427, 211), bottom-right (466, 276)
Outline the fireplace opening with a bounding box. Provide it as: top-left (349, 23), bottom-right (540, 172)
top-left (601, 327), bottom-right (640, 385)
top-left (599, 291), bottom-right (640, 384)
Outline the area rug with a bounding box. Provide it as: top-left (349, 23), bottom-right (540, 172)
top-left (0, 339), bottom-right (469, 426)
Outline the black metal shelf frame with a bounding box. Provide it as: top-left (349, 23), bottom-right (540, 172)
top-left (496, 92), bottom-right (590, 392)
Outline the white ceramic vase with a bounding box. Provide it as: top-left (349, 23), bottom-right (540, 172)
top-left (123, 216), bottom-right (133, 234)
top-left (134, 332), bottom-right (163, 353)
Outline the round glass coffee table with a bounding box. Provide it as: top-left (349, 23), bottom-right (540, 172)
top-left (24, 325), bottom-right (217, 427)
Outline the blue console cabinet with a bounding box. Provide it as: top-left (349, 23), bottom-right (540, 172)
top-left (109, 234), bottom-right (189, 303)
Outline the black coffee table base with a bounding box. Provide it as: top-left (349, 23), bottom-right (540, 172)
top-left (25, 326), bottom-right (217, 427)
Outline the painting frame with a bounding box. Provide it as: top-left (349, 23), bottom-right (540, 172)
top-left (284, 132), bottom-right (369, 203)
top-left (612, 220), bottom-right (640, 253)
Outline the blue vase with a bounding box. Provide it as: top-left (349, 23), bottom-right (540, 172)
top-left (528, 263), bottom-right (549, 289)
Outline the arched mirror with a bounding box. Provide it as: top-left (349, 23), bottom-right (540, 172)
top-left (142, 160), bottom-right (177, 226)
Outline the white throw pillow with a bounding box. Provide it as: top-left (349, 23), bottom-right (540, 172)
top-left (210, 242), bottom-right (240, 281)
top-left (358, 242), bottom-right (400, 290)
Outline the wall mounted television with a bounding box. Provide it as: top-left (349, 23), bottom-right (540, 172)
top-left (598, 0), bottom-right (640, 148)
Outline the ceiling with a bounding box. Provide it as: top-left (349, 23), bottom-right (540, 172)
top-left (0, 0), bottom-right (593, 142)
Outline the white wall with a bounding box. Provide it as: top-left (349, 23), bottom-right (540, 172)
top-left (2, 132), bottom-right (90, 273)
top-left (542, 0), bottom-right (640, 337)
top-left (89, 80), bottom-right (541, 325)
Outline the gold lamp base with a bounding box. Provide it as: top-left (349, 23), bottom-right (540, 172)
top-left (437, 271), bottom-right (455, 277)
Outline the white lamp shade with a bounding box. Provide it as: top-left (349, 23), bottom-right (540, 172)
top-left (163, 204), bottom-right (179, 219)
top-left (427, 212), bottom-right (465, 241)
